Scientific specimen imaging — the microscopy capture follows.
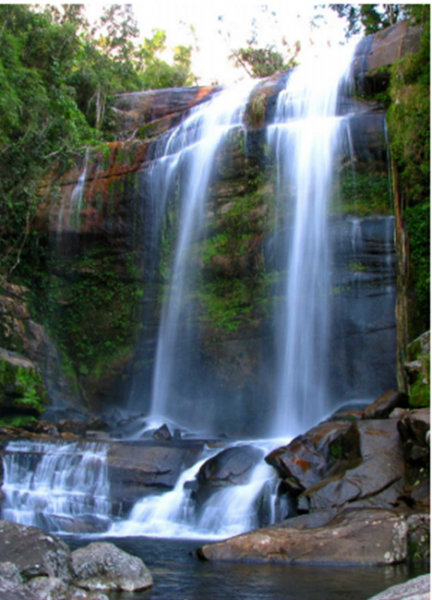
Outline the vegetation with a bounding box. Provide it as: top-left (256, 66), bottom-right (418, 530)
top-left (0, 360), bottom-right (47, 426)
top-left (0, 4), bottom-right (196, 278)
top-left (329, 4), bottom-right (421, 37)
top-left (387, 6), bottom-right (430, 332)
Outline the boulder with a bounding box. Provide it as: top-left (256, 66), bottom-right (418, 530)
top-left (301, 419), bottom-right (405, 510)
top-left (366, 574), bottom-right (430, 600)
top-left (363, 390), bottom-right (409, 419)
top-left (71, 542), bottom-right (153, 592)
top-left (0, 562), bottom-right (39, 600)
top-left (0, 521), bottom-right (72, 581)
top-left (27, 577), bottom-right (69, 600)
top-left (265, 420), bottom-right (359, 493)
top-left (191, 445), bottom-right (264, 506)
top-left (197, 508), bottom-right (408, 565)
top-left (107, 440), bottom-right (204, 509)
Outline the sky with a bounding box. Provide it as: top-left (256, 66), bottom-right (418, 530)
top-left (2, 1), bottom-right (352, 85)
top-left (84, 1), bottom-right (352, 85)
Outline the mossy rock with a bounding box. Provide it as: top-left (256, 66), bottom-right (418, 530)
top-left (0, 351), bottom-right (47, 422)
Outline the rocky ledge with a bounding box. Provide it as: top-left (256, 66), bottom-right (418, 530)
top-left (0, 520), bottom-right (153, 600)
top-left (198, 391), bottom-right (430, 567)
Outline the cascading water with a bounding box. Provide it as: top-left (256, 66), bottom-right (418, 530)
top-left (146, 82), bottom-right (256, 432)
top-left (1, 440), bottom-right (111, 533)
top-left (56, 148), bottom-right (89, 238)
top-left (267, 43), bottom-right (357, 437)
top-left (0, 40), bottom-right (397, 543)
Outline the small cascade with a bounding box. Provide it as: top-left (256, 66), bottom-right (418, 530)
top-left (148, 81), bottom-right (256, 431)
top-left (1, 440), bottom-right (112, 533)
top-left (56, 149), bottom-right (89, 238)
top-left (267, 43), bottom-right (357, 437)
top-left (110, 440), bottom-right (280, 540)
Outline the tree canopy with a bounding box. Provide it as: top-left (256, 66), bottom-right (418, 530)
top-left (0, 4), bottom-right (196, 276)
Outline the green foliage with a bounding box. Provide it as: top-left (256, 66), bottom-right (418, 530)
top-left (387, 7), bottom-right (430, 329)
top-left (0, 360), bottom-right (47, 416)
top-left (0, 414), bottom-right (37, 428)
top-left (335, 169), bottom-right (391, 216)
top-left (330, 4), bottom-right (402, 37)
top-left (0, 5), bottom-right (197, 278)
top-left (230, 42), bottom-right (299, 78)
top-left (28, 248), bottom-right (142, 381)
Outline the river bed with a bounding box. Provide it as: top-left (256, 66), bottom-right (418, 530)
top-left (65, 535), bottom-right (428, 600)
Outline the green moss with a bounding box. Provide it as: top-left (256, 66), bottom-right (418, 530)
top-left (334, 169), bottom-right (391, 216)
top-left (28, 247), bottom-right (142, 383)
top-left (0, 414), bottom-right (37, 428)
top-left (0, 360), bottom-right (47, 417)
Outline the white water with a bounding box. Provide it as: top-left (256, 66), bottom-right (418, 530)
top-left (109, 439), bottom-right (281, 540)
top-left (267, 43), bottom-right (356, 437)
top-left (1, 440), bottom-right (111, 533)
top-left (149, 81), bottom-right (255, 431)
top-left (56, 149), bottom-right (89, 237)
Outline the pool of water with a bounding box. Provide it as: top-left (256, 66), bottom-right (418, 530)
top-left (65, 536), bottom-right (428, 600)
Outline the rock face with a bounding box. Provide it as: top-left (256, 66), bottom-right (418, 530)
top-left (0, 521), bottom-right (72, 581)
top-left (71, 542), bottom-right (153, 592)
top-left (106, 439), bottom-right (204, 511)
top-left (366, 574), bottom-right (430, 600)
top-left (0, 521), bottom-right (152, 598)
top-left (198, 508), bottom-right (408, 565)
top-left (191, 445), bottom-right (264, 506)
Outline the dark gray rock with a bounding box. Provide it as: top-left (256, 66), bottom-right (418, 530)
top-left (193, 445), bottom-right (264, 506)
top-left (364, 390), bottom-right (409, 419)
top-left (27, 576), bottom-right (69, 600)
top-left (366, 574), bottom-right (430, 600)
top-left (265, 421), bottom-right (359, 493)
top-left (71, 542), bottom-right (153, 592)
top-left (152, 423), bottom-right (172, 441)
top-left (301, 419), bottom-right (405, 510)
top-left (0, 521), bottom-right (72, 581)
top-left (198, 508), bottom-right (408, 565)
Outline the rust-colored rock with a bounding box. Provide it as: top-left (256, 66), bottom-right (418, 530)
top-left (197, 508), bottom-right (408, 565)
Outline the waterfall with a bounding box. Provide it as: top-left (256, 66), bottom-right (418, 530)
top-left (147, 82), bottom-right (255, 432)
top-left (267, 43), bottom-right (356, 437)
top-left (1, 440), bottom-right (112, 533)
top-left (108, 440), bottom-right (279, 540)
top-left (56, 149), bottom-right (89, 238)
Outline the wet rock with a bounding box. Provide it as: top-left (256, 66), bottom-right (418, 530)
top-left (27, 576), bottom-right (69, 600)
top-left (152, 423), bottom-right (172, 441)
top-left (301, 419), bottom-right (405, 510)
top-left (198, 508), bottom-right (408, 565)
top-left (363, 390), bottom-right (409, 419)
top-left (406, 512), bottom-right (430, 563)
top-left (71, 542), bottom-right (153, 592)
top-left (192, 445), bottom-right (264, 506)
top-left (366, 574), bottom-right (430, 600)
top-left (107, 440), bottom-right (204, 509)
top-left (0, 521), bottom-right (72, 581)
top-left (265, 421), bottom-right (359, 493)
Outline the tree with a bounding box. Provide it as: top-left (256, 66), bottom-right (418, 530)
top-left (230, 43), bottom-right (299, 78)
top-left (329, 4), bottom-right (415, 37)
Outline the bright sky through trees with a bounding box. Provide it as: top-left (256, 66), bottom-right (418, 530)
top-left (83, 1), bottom-right (351, 85)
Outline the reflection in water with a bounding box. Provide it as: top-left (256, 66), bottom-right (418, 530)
top-left (67, 536), bottom-right (427, 600)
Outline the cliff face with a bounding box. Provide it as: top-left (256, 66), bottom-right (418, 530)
top-left (2, 23), bottom-right (425, 430)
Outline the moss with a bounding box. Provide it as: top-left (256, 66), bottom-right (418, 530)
top-left (0, 414), bottom-right (37, 428)
top-left (334, 168), bottom-right (392, 216)
top-left (28, 247), bottom-right (143, 384)
top-left (0, 360), bottom-right (47, 417)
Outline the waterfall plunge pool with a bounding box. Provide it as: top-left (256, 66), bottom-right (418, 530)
top-left (65, 535), bottom-right (427, 600)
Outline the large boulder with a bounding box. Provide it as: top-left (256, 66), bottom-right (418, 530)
top-left (265, 420), bottom-right (360, 494)
top-left (366, 574), bottom-right (430, 600)
top-left (363, 390), bottom-right (409, 419)
top-left (198, 508), bottom-right (408, 565)
top-left (0, 562), bottom-right (39, 600)
top-left (107, 440), bottom-right (204, 511)
top-left (0, 521), bottom-right (72, 581)
top-left (71, 542), bottom-right (153, 592)
top-left (191, 445), bottom-right (264, 506)
top-left (300, 419), bottom-right (405, 510)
